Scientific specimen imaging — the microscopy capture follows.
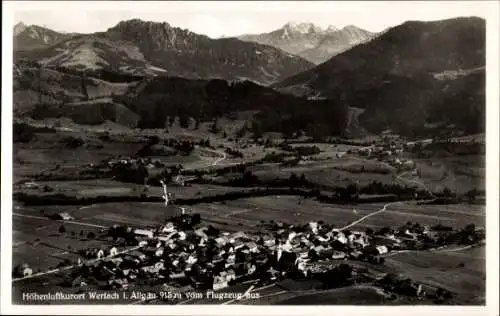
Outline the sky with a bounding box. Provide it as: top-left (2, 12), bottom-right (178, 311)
top-left (9, 1), bottom-right (491, 38)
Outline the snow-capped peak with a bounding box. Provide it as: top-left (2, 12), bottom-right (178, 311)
top-left (283, 22), bottom-right (323, 34)
top-left (325, 25), bottom-right (339, 33)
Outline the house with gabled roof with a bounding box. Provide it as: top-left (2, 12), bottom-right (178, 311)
top-left (134, 229), bottom-right (154, 239)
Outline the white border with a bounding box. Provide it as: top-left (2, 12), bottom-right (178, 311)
top-left (2, 1), bottom-right (499, 315)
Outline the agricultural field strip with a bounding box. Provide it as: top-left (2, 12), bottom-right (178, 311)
top-left (383, 243), bottom-right (482, 258)
top-left (387, 207), bottom-right (484, 221)
top-left (200, 201), bottom-right (377, 227)
top-left (383, 247), bottom-right (485, 295)
top-left (225, 197), bottom-right (380, 214)
top-left (33, 215), bottom-right (97, 231)
top-left (13, 213), bottom-right (107, 229)
top-left (96, 213), bottom-right (160, 227)
top-left (224, 208), bottom-right (259, 218)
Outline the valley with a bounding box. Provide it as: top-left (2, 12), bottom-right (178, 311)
top-left (9, 13), bottom-right (488, 307)
top-left (12, 119), bottom-right (485, 305)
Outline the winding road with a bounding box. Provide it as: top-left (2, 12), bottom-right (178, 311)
top-left (211, 150), bottom-right (227, 166)
top-left (335, 155), bottom-right (439, 232)
top-left (184, 146), bottom-right (227, 171)
top-left (337, 201), bottom-right (402, 231)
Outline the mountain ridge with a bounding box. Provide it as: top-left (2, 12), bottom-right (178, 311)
top-left (14, 23), bottom-right (78, 51)
top-left (237, 22), bottom-right (375, 64)
top-left (14, 19), bottom-right (314, 85)
top-left (274, 16), bottom-right (486, 136)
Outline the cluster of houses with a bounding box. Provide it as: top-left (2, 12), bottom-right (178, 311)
top-left (356, 139), bottom-right (416, 172)
top-left (92, 156), bottom-right (187, 187)
top-left (67, 212), bottom-right (483, 294)
top-left (13, 263), bottom-right (33, 278)
top-left (104, 157), bottom-right (153, 168)
top-left (358, 143), bottom-right (404, 159)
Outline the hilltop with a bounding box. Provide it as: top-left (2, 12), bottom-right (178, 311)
top-left (14, 22), bottom-right (77, 51)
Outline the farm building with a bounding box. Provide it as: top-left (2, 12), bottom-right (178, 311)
top-left (376, 245), bottom-right (389, 255)
top-left (308, 221), bottom-right (319, 234)
top-left (134, 229), bottom-right (154, 239)
top-left (170, 271), bottom-right (187, 280)
top-left (154, 248), bottom-right (164, 257)
top-left (96, 249), bottom-right (105, 259)
top-left (161, 222), bottom-right (176, 233)
top-left (108, 247), bottom-right (118, 256)
top-left (22, 266), bottom-right (33, 277)
top-left (55, 212), bottom-right (74, 220)
top-left (213, 269), bottom-right (236, 290)
top-left (333, 231), bottom-right (348, 244)
top-left (332, 251), bottom-right (347, 259)
top-left (22, 181), bottom-right (39, 189)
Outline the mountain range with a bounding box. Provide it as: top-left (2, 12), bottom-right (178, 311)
top-left (14, 19), bottom-right (314, 85)
top-left (274, 17), bottom-right (486, 136)
top-left (237, 22), bottom-right (376, 64)
top-left (14, 22), bottom-right (77, 51)
top-left (13, 17), bottom-right (486, 138)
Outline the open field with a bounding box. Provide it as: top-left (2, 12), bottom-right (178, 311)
top-left (13, 213), bottom-right (110, 271)
top-left (385, 246), bottom-right (486, 304)
top-left (14, 179), bottom-right (251, 200)
top-left (13, 186), bottom-right (486, 238)
top-left (349, 203), bottom-right (485, 230)
top-left (14, 137), bottom-right (141, 183)
top-left (207, 196), bottom-right (379, 227)
top-left (414, 156), bottom-right (485, 194)
top-left (250, 161), bottom-right (397, 188)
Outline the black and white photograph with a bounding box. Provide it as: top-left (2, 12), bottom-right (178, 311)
top-left (1, 1), bottom-right (498, 314)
